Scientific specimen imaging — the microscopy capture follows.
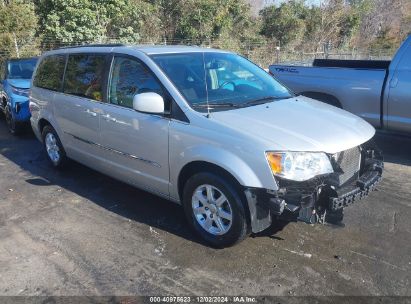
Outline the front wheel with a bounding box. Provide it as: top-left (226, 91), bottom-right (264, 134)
top-left (5, 106), bottom-right (22, 135)
top-left (183, 172), bottom-right (249, 248)
top-left (42, 125), bottom-right (67, 168)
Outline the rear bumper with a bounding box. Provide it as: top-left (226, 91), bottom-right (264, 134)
top-left (245, 141), bottom-right (383, 233)
top-left (30, 117), bottom-right (42, 142)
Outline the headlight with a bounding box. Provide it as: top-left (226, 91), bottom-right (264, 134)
top-left (266, 151), bottom-right (333, 182)
top-left (11, 86), bottom-right (29, 97)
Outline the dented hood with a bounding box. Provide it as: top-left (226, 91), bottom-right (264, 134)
top-left (211, 96), bottom-right (375, 154)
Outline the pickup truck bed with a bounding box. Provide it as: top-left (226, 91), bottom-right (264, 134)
top-left (313, 59), bottom-right (391, 69)
top-left (270, 63), bottom-right (388, 128)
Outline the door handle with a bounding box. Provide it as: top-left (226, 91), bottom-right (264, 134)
top-left (102, 114), bottom-right (117, 122)
top-left (84, 109), bottom-right (97, 117)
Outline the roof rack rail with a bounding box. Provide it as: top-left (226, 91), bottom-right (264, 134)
top-left (59, 43), bottom-right (126, 49)
top-left (8, 56), bottom-right (39, 61)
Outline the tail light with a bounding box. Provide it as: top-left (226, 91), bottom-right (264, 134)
top-left (29, 101), bottom-right (35, 114)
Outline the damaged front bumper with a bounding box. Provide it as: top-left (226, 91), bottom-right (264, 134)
top-left (245, 141), bottom-right (384, 233)
top-left (329, 166), bottom-right (382, 212)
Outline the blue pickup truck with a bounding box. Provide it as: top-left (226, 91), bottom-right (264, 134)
top-left (0, 57), bottom-right (38, 134)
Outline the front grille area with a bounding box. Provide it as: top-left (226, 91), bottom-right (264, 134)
top-left (333, 146), bottom-right (361, 185)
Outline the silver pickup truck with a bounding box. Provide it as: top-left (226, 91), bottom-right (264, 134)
top-left (270, 35), bottom-right (411, 134)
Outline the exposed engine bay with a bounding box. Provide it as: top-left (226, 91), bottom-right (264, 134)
top-left (245, 140), bottom-right (384, 233)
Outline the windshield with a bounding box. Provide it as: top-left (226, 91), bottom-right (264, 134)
top-left (7, 58), bottom-right (37, 79)
top-left (151, 52), bottom-right (293, 112)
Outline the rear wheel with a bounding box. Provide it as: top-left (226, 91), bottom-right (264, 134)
top-left (183, 172), bottom-right (249, 247)
top-left (42, 125), bottom-right (67, 168)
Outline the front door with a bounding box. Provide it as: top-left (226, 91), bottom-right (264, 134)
top-left (99, 55), bottom-right (170, 195)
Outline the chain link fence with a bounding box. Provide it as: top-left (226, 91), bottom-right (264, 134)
top-left (0, 36), bottom-right (396, 68)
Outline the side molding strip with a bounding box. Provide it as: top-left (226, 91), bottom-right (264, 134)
top-left (66, 132), bottom-right (161, 168)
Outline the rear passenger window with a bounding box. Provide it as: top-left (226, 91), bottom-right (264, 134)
top-left (33, 55), bottom-right (66, 91)
top-left (64, 54), bottom-right (106, 102)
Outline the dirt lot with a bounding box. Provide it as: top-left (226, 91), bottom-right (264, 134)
top-left (0, 118), bottom-right (410, 297)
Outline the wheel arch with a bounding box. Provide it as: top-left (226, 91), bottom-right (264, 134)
top-left (177, 160), bottom-right (252, 226)
top-left (178, 161), bottom-right (244, 202)
top-left (37, 116), bottom-right (65, 146)
top-left (38, 118), bottom-right (52, 134)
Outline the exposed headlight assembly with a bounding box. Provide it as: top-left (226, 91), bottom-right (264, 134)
top-left (266, 151), bottom-right (334, 182)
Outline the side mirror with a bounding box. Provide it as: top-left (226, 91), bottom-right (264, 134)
top-left (133, 92), bottom-right (164, 114)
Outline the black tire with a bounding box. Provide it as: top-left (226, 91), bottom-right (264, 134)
top-left (5, 105), bottom-right (22, 135)
top-left (41, 125), bottom-right (67, 169)
top-left (183, 172), bottom-right (249, 248)
top-left (0, 99), bottom-right (6, 119)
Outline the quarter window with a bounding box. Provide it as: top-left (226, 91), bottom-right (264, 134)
top-left (64, 54), bottom-right (106, 102)
top-left (33, 55), bottom-right (65, 91)
top-left (109, 57), bottom-right (165, 109)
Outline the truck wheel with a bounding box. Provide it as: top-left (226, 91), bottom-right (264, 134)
top-left (42, 125), bottom-right (67, 168)
top-left (5, 106), bottom-right (21, 135)
top-left (183, 172), bottom-right (249, 248)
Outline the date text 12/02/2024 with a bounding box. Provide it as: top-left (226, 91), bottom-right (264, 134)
top-left (148, 296), bottom-right (257, 303)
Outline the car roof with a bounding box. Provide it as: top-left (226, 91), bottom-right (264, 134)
top-left (43, 44), bottom-right (231, 56)
top-left (128, 45), bottom-right (230, 55)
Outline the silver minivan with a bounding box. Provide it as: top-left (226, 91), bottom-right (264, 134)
top-left (29, 45), bottom-right (384, 247)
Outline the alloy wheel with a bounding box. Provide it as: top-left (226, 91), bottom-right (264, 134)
top-left (45, 132), bottom-right (61, 164)
top-left (191, 184), bottom-right (233, 235)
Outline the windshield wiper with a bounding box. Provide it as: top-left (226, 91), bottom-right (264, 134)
top-left (192, 96), bottom-right (293, 110)
top-left (244, 96), bottom-right (289, 106)
top-left (192, 102), bottom-right (241, 108)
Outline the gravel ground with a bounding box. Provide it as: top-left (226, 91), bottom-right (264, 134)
top-left (0, 118), bottom-right (410, 297)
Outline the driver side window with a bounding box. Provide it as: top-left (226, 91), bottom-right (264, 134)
top-left (109, 56), bottom-right (164, 109)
